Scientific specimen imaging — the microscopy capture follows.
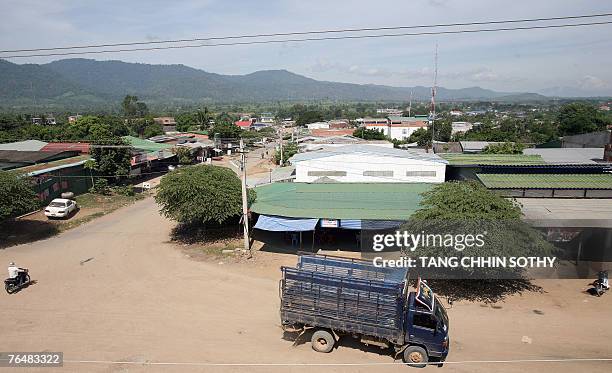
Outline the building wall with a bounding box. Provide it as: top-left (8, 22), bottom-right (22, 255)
top-left (294, 153), bottom-right (446, 183)
top-left (367, 124), bottom-right (426, 140)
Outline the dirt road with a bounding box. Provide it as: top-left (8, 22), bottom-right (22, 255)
top-left (1, 197), bottom-right (610, 372)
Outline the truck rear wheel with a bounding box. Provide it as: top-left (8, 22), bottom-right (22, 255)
top-left (403, 346), bottom-right (428, 368)
top-left (311, 330), bottom-right (335, 353)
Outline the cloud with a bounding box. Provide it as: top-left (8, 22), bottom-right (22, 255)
top-left (577, 75), bottom-right (609, 89)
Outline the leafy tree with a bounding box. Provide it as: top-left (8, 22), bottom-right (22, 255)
top-left (173, 146), bottom-right (193, 165)
top-left (83, 159), bottom-right (97, 187)
top-left (122, 95), bottom-right (148, 118)
top-left (482, 142), bottom-right (525, 154)
top-left (558, 102), bottom-right (608, 136)
top-left (0, 172), bottom-right (39, 222)
top-left (155, 165), bottom-right (256, 225)
top-left (211, 120), bottom-right (242, 139)
top-left (274, 142), bottom-right (298, 165)
top-left (401, 181), bottom-right (553, 280)
top-left (408, 128), bottom-right (431, 146)
top-left (89, 137), bottom-right (132, 182)
top-left (353, 128), bottom-right (387, 140)
top-left (295, 110), bottom-right (324, 126)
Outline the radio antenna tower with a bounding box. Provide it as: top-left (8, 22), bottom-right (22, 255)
top-left (430, 44), bottom-right (438, 150)
top-left (408, 90), bottom-right (413, 117)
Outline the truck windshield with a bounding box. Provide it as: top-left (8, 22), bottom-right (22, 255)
top-left (435, 303), bottom-right (449, 331)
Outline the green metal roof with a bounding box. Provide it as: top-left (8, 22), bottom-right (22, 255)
top-left (122, 136), bottom-right (174, 152)
top-left (477, 173), bottom-right (612, 189)
top-left (251, 182), bottom-right (434, 220)
top-left (441, 154), bottom-right (545, 166)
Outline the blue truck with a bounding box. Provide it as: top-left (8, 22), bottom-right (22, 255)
top-left (280, 253), bottom-right (449, 367)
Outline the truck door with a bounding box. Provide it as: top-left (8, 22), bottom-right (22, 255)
top-left (408, 310), bottom-right (439, 354)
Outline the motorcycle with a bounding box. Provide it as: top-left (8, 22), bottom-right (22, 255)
top-left (4, 268), bottom-right (30, 294)
top-left (591, 271), bottom-right (609, 297)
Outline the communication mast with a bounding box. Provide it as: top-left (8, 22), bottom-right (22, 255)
top-left (430, 44), bottom-right (438, 149)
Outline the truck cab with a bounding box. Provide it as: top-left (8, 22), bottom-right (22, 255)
top-left (404, 279), bottom-right (450, 365)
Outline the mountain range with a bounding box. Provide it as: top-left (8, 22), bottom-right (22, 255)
top-left (0, 58), bottom-right (553, 108)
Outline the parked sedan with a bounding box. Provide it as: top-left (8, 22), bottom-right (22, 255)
top-left (44, 198), bottom-right (78, 219)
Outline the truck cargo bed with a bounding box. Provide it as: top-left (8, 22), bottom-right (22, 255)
top-left (280, 254), bottom-right (408, 344)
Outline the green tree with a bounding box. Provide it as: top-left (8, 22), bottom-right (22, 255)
top-left (401, 181), bottom-right (553, 280)
top-left (558, 102), bottom-right (608, 136)
top-left (482, 142), bottom-right (525, 154)
top-left (173, 146), bottom-right (193, 165)
top-left (0, 172), bottom-right (39, 222)
top-left (155, 165), bottom-right (256, 225)
top-left (274, 142), bottom-right (298, 165)
top-left (89, 137), bottom-right (132, 182)
top-left (353, 128), bottom-right (387, 140)
top-left (295, 110), bottom-right (324, 126)
top-left (122, 95), bottom-right (149, 118)
top-left (83, 159), bottom-right (97, 187)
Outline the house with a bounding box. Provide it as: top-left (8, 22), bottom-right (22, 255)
top-left (68, 115), bottom-right (82, 123)
top-left (328, 119), bottom-right (350, 129)
top-left (235, 120), bottom-right (253, 128)
top-left (450, 109), bottom-right (464, 117)
top-left (376, 108), bottom-right (403, 116)
top-left (451, 121), bottom-right (473, 135)
top-left (356, 117), bottom-right (388, 127)
top-left (153, 117), bottom-right (177, 133)
top-left (259, 113), bottom-right (275, 124)
top-left (306, 121), bottom-right (330, 130)
top-left (31, 116), bottom-right (56, 125)
top-left (560, 130), bottom-right (611, 148)
top-left (374, 116), bottom-right (429, 141)
top-left (289, 144), bottom-right (447, 183)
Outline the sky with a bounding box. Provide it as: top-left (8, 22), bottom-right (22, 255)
top-left (1, 0), bottom-right (611, 96)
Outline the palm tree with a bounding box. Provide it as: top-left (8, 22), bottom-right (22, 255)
top-left (83, 159), bottom-right (97, 188)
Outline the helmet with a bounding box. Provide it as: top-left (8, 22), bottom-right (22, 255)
top-left (9, 262), bottom-right (15, 266)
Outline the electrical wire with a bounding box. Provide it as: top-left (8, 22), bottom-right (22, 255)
top-left (2, 12), bottom-right (611, 53)
top-left (2, 20), bottom-right (612, 58)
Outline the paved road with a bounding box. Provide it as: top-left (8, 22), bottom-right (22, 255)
top-left (1, 197), bottom-right (610, 372)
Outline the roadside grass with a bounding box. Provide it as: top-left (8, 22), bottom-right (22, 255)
top-left (0, 191), bottom-right (151, 249)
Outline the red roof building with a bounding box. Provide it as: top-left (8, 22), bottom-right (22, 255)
top-left (235, 120), bottom-right (252, 128)
top-left (40, 142), bottom-right (91, 154)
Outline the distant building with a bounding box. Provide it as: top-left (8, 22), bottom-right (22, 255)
top-left (235, 119), bottom-right (253, 128)
top-left (376, 108), bottom-right (403, 116)
top-left (560, 130), bottom-right (611, 148)
top-left (367, 116), bottom-right (429, 141)
top-left (68, 115), bottom-right (82, 123)
top-left (306, 122), bottom-right (330, 130)
top-left (449, 109), bottom-right (464, 117)
top-left (451, 121), bottom-right (473, 135)
top-left (289, 144), bottom-right (447, 183)
top-left (31, 116), bottom-right (56, 125)
top-left (259, 113), bottom-right (275, 124)
top-left (328, 119), bottom-right (350, 129)
top-left (153, 117), bottom-right (177, 126)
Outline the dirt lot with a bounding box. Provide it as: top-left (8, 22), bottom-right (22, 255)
top-left (1, 196), bottom-right (611, 373)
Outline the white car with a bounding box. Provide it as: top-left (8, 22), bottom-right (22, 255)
top-left (44, 198), bottom-right (78, 219)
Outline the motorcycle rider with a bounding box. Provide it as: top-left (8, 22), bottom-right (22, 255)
top-left (7, 262), bottom-right (26, 284)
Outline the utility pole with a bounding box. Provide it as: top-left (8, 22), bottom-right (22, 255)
top-left (408, 90), bottom-right (413, 117)
top-left (279, 128), bottom-right (284, 166)
top-left (239, 139), bottom-right (251, 258)
top-left (430, 44), bottom-right (438, 153)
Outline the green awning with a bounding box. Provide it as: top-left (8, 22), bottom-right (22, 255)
top-left (441, 154), bottom-right (544, 165)
top-left (477, 173), bottom-right (612, 189)
top-left (122, 136), bottom-right (174, 152)
top-left (251, 183), bottom-right (434, 220)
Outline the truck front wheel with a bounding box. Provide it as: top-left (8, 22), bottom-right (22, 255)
top-left (311, 330), bottom-right (335, 353)
top-left (403, 346), bottom-right (428, 368)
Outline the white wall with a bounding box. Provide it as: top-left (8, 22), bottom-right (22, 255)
top-left (294, 153), bottom-right (446, 183)
top-left (367, 125), bottom-right (426, 140)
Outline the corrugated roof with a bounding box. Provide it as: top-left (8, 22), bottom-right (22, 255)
top-left (40, 142), bottom-right (90, 154)
top-left (290, 144), bottom-right (447, 164)
top-left (0, 150), bottom-right (78, 163)
top-left (441, 153), bottom-right (545, 165)
top-left (0, 140), bottom-right (47, 151)
top-left (122, 136), bottom-right (174, 152)
top-left (251, 182), bottom-right (434, 220)
top-left (477, 173), bottom-right (612, 189)
top-left (459, 141), bottom-right (503, 152)
top-left (523, 148), bottom-right (607, 164)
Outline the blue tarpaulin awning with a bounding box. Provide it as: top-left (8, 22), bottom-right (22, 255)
top-left (254, 215), bottom-right (319, 232)
top-left (340, 220), bottom-right (405, 230)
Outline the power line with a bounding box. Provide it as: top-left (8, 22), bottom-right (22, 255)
top-left (1, 12), bottom-right (611, 54)
top-left (2, 21), bottom-right (612, 59)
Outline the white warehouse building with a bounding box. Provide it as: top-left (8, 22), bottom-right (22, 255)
top-left (289, 144), bottom-right (447, 183)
